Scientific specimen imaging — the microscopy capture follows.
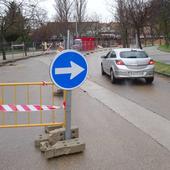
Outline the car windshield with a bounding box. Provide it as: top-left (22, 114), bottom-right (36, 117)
top-left (120, 51), bottom-right (148, 58)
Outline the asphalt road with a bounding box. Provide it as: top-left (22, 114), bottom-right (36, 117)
top-left (86, 50), bottom-right (170, 121)
top-left (0, 51), bottom-right (170, 170)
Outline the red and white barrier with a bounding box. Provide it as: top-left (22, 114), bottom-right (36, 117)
top-left (0, 104), bottom-right (61, 112)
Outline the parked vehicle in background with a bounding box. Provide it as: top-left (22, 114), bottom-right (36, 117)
top-left (72, 39), bottom-right (82, 51)
top-left (72, 37), bottom-right (96, 51)
top-left (101, 48), bottom-right (155, 84)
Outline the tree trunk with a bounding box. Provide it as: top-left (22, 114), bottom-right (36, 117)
top-left (136, 28), bottom-right (142, 49)
top-left (164, 20), bottom-right (169, 46)
top-left (157, 28), bottom-right (161, 46)
top-left (0, 39), bottom-right (6, 60)
top-left (24, 42), bottom-right (27, 56)
top-left (125, 29), bottom-right (129, 48)
top-left (0, 26), bottom-right (7, 60)
top-left (143, 30), bottom-right (147, 47)
top-left (121, 31), bottom-right (126, 48)
top-left (159, 37), bottom-right (162, 46)
top-left (150, 26), bottom-right (154, 46)
top-left (22, 34), bottom-right (27, 56)
top-left (2, 48), bottom-right (6, 60)
top-left (121, 28), bottom-right (129, 48)
top-left (0, 41), bottom-right (6, 60)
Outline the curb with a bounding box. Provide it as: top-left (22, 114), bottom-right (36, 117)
top-left (0, 51), bottom-right (56, 67)
top-left (84, 48), bottom-right (111, 56)
top-left (157, 47), bottom-right (170, 53)
top-left (155, 71), bottom-right (170, 78)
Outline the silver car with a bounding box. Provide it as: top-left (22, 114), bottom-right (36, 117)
top-left (101, 48), bottom-right (155, 84)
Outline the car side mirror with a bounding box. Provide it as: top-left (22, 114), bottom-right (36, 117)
top-left (101, 55), bottom-right (106, 59)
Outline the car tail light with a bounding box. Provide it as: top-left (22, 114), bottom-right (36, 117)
top-left (116, 60), bottom-right (124, 65)
top-left (148, 59), bottom-right (155, 65)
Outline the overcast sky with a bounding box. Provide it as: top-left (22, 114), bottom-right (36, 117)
top-left (39, 0), bottom-right (114, 22)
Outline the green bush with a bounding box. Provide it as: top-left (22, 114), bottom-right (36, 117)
top-left (155, 62), bottom-right (170, 76)
top-left (159, 45), bottom-right (170, 52)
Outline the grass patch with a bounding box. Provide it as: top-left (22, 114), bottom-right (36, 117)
top-left (159, 44), bottom-right (170, 52)
top-left (155, 61), bottom-right (170, 76)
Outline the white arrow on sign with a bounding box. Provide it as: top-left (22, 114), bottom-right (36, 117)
top-left (55, 61), bottom-right (85, 80)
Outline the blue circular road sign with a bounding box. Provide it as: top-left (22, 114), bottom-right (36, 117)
top-left (50, 50), bottom-right (88, 90)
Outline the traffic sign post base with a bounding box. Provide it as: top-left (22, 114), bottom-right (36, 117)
top-left (44, 138), bottom-right (85, 159)
top-left (35, 126), bottom-right (79, 148)
top-left (35, 134), bottom-right (49, 148)
top-left (35, 126), bottom-right (85, 158)
top-left (44, 125), bottom-right (63, 133)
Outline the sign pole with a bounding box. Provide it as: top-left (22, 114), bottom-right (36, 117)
top-left (49, 30), bottom-right (87, 159)
top-left (65, 30), bottom-right (72, 140)
top-left (65, 90), bottom-right (72, 139)
top-left (50, 30), bottom-right (88, 140)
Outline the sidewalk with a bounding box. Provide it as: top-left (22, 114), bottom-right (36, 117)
top-left (69, 85), bottom-right (170, 170)
top-left (0, 50), bottom-right (56, 66)
top-left (144, 46), bottom-right (170, 64)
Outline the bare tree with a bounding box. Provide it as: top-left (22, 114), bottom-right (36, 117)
top-left (87, 12), bottom-right (101, 37)
top-left (114, 0), bottom-right (151, 48)
top-left (127, 0), bottom-right (151, 48)
top-left (114, 0), bottom-right (130, 48)
top-left (54, 0), bottom-right (73, 22)
top-left (74, 0), bottom-right (87, 36)
top-left (74, 0), bottom-right (87, 22)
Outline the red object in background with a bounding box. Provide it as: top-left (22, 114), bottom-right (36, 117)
top-left (81, 37), bottom-right (95, 51)
top-left (75, 37), bottom-right (95, 51)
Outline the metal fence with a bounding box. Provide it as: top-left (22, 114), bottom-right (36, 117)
top-left (0, 82), bottom-right (65, 128)
top-left (0, 41), bottom-right (57, 61)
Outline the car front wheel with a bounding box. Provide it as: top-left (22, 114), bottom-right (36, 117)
top-left (145, 77), bottom-right (154, 84)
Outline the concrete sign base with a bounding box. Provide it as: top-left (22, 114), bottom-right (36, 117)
top-left (44, 125), bottom-right (62, 133)
top-left (44, 138), bottom-right (85, 159)
top-left (35, 126), bottom-right (79, 148)
top-left (35, 126), bottom-right (85, 159)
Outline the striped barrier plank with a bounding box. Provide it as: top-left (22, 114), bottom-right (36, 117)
top-left (0, 104), bottom-right (61, 112)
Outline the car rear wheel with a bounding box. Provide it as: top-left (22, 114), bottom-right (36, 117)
top-left (110, 69), bottom-right (116, 84)
top-left (101, 64), bottom-right (105, 75)
top-left (145, 77), bottom-right (154, 84)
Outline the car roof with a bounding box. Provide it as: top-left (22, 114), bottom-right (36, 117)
top-left (113, 48), bottom-right (144, 53)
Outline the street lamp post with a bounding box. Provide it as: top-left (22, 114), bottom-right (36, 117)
top-left (74, 16), bottom-right (78, 38)
top-left (76, 21), bottom-right (78, 38)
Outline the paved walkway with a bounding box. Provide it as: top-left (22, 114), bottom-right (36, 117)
top-left (82, 79), bottom-right (170, 153)
top-left (144, 46), bottom-right (170, 64)
top-left (0, 50), bottom-right (56, 65)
